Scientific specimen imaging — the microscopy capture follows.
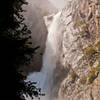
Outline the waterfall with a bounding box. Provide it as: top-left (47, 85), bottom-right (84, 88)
top-left (26, 12), bottom-right (61, 100)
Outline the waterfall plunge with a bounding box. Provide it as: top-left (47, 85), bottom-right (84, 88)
top-left (26, 12), bottom-right (61, 100)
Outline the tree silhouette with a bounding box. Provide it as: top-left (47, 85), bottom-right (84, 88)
top-left (0, 0), bottom-right (43, 100)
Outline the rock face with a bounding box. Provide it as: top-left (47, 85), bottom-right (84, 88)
top-left (51, 0), bottom-right (100, 100)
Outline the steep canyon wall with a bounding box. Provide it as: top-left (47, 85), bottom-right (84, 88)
top-left (51, 0), bottom-right (100, 100)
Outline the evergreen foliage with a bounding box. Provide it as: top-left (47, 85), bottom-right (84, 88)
top-left (0, 0), bottom-right (42, 100)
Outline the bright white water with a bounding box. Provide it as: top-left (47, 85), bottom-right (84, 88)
top-left (26, 12), bottom-right (61, 100)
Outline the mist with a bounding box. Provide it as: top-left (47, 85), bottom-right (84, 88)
top-left (48, 0), bottom-right (67, 10)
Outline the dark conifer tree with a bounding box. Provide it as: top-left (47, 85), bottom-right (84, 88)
top-left (0, 0), bottom-right (43, 100)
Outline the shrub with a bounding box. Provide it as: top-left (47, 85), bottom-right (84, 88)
top-left (95, 40), bottom-right (100, 47)
top-left (84, 45), bottom-right (97, 58)
top-left (87, 63), bottom-right (100, 83)
top-left (83, 45), bottom-right (98, 66)
top-left (70, 70), bottom-right (78, 82)
top-left (95, 40), bottom-right (100, 51)
top-left (74, 18), bottom-right (84, 28)
top-left (80, 76), bottom-right (87, 84)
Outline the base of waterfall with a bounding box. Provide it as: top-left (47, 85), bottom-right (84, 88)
top-left (25, 11), bottom-right (62, 100)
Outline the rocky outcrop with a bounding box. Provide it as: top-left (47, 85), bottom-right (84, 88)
top-left (51, 0), bottom-right (100, 99)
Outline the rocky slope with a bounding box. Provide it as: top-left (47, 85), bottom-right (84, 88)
top-left (51, 0), bottom-right (100, 100)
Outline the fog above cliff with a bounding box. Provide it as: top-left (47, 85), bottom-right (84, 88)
top-left (48, 0), bottom-right (67, 10)
top-left (26, 0), bottom-right (57, 16)
top-left (27, 0), bottom-right (67, 11)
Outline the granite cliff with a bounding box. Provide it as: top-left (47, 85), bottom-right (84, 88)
top-left (50, 0), bottom-right (100, 100)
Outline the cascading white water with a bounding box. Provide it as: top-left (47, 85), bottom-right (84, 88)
top-left (26, 12), bottom-right (61, 100)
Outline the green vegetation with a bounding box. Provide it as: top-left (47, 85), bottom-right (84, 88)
top-left (81, 43), bottom-right (100, 84)
top-left (84, 45), bottom-right (97, 57)
top-left (87, 63), bottom-right (100, 83)
top-left (79, 63), bottom-right (100, 84)
top-left (95, 40), bottom-right (100, 47)
top-left (95, 40), bottom-right (100, 51)
top-left (74, 18), bottom-right (84, 28)
top-left (82, 44), bottom-right (100, 84)
top-left (74, 17), bottom-right (90, 39)
top-left (80, 76), bottom-right (87, 84)
top-left (70, 70), bottom-right (78, 82)
top-left (83, 45), bottom-right (98, 66)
